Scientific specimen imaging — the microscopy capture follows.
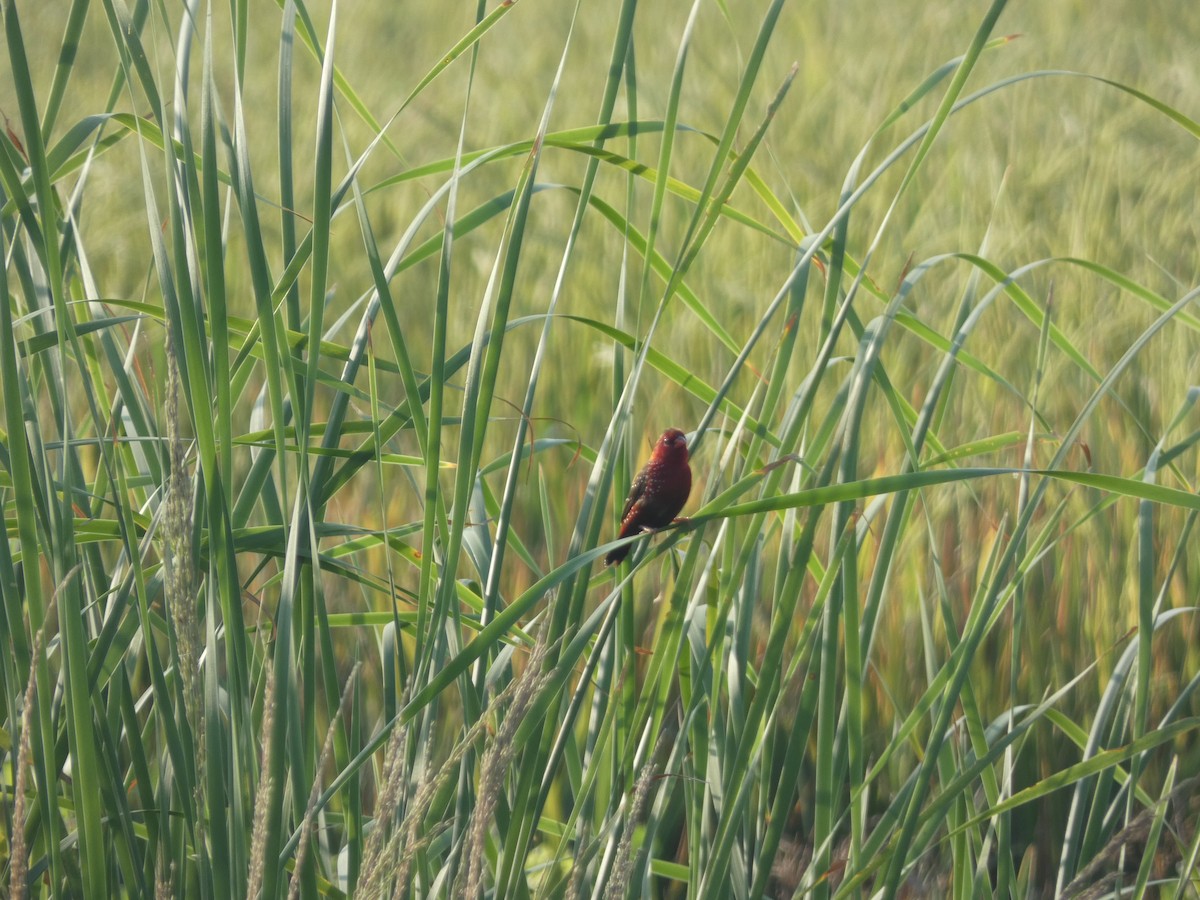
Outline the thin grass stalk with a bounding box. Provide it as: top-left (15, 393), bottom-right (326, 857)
top-left (460, 640), bottom-right (554, 896)
top-left (277, 0), bottom-right (301, 332)
top-left (841, 526), bottom-right (864, 896)
top-left (1130, 760), bottom-right (1177, 900)
top-left (291, 17), bottom-right (340, 895)
top-left (629, 0), bottom-right (701, 342)
top-left (38, 0), bottom-right (89, 137)
top-left (654, 0), bottom-right (791, 315)
top-left (165, 344), bottom-right (207, 886)
top-left (196, 15), bottom-right (238, 892)
top-left (247, 656), bottom-right (279, 900)
top-left (356, 703), bottom-right (409, 898)
top-left (224, 7), bottom-right (292, 524)
top-left (287, 666), bottom-right (359, 900)
top-left (8, 581), bottom-right (65, 900)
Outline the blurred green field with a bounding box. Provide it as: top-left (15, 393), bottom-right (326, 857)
top-left (2, 0), bottom-right (1199, 897)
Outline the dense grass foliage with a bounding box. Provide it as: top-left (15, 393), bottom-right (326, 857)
top-left (1, 0), bottom-right (1199, 897)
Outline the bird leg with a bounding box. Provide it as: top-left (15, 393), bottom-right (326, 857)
top-left (638, 517), bottom-right (690, 535)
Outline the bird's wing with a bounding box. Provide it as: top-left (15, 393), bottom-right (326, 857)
top-left (620, 467), bottom-right (648, 521)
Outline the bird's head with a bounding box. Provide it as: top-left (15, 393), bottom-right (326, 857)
top-left (653, 427), bottom-right (690, 462)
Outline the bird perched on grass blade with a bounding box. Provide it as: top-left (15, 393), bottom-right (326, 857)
top-left (606, 428), bottom-right (692, 566)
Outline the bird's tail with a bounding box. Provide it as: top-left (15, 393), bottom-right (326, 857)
top-left (605, 545), bottom-right (630, 566)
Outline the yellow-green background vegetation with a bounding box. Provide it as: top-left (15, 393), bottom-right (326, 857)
top-left (1, 0), bottom-right (1198, 897)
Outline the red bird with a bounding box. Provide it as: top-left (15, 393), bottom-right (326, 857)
top-left (606, 428), bottom-right (692, 566)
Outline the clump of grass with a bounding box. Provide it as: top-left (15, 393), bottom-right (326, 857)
top-left (2, 0), bottom-right (1199, 897)
top-left (358, 635), bottom-right (554, 898)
